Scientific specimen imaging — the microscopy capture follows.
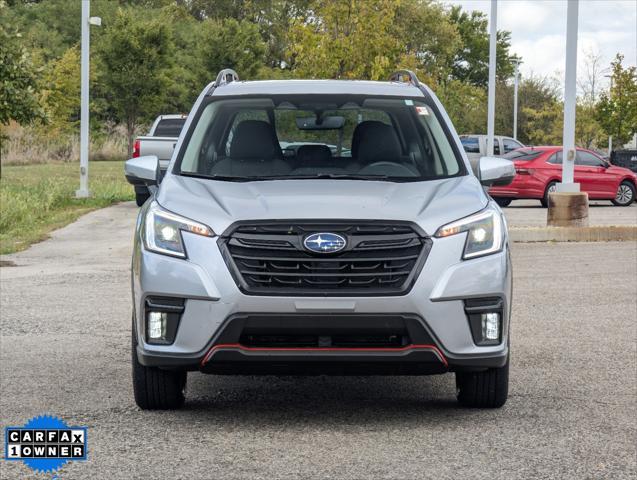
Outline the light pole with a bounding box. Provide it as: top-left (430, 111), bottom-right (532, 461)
top-left (76, 1), bottom-right (101, 198)
top-left (512, 59), bottom-right (522, 141)
top-left (486, 0), bottom-right (497, 156)
top-left (557, 0), bottom-right (579, 191)
top-left (548, 0), bottom-right (588, 228)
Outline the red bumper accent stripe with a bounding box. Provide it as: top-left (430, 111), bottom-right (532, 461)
top-left (200, 343), bottom-right (448, 368)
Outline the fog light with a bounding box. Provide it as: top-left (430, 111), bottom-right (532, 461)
top-left (148, 311), bottom-right (167, 340)
top-left (145, 297), bottom-right (185, 345)
top-left (481, 313), bottom-right (500, 341)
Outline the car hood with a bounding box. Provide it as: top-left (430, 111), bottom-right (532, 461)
top-left (156, 174), bottom-right (489, 236)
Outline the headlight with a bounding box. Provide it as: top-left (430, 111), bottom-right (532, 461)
top-left (434, 209), bottom-right (503, 259)
top-left (143, 201), bottom-right (215, 258)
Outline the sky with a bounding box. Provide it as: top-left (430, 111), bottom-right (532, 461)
top-left (447, 0), bottom-right (637, 87)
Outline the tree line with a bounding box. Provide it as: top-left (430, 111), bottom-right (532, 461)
top-left (1, 0), bottom-right (635, 156)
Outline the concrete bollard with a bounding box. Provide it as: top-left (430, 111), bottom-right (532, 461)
top-left (547, 192), bottom-right (589, 227)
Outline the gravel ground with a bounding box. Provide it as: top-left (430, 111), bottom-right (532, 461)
top-left (1, 202), bottom-right (635, 479)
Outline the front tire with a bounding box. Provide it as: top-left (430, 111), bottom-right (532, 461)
top-left (456, 360), bottom-right (509, 408)
top-left (611, 181), bottom-right (636, 206)
top-left (493, 197), bottom-right (512, 207)
top-left (135, 192), bottom-right (150, 207)
top-left (540, 181), bottom-right (557, 207)
top-left (132, 314), bottom-right (186, 410)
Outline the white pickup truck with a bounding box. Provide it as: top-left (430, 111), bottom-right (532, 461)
top-left (127, 114), bottom-right (187, 206)
top-left (460, 134), bottom-right (524, 174)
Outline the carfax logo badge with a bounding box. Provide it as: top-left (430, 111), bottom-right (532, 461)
top-left (4, 415), bottom-right (87, 475)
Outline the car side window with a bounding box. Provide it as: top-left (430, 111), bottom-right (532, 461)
top-left (154, 119), bottom-right (186, 137)
top-left (493, 138), bottom-right (500, 155)
top-left (576, 151), bottom-right (604, 167)
top-left (503, 138), bottom-right (521, 153)
top-left (548, 151), bottom-right (562, 164)
top-left (460, 137), bottom-right (480, 153)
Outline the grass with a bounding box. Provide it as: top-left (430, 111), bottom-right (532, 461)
top-left (0, 161), bottom-right (134, 254)
top-left (1, 124), bottom-right (128, 166)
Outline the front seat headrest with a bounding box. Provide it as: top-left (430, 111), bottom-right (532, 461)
top-left (229, 120), bottom-right (282, 159)
top-left (356, 122), bottom-right (402, 165)
top-left (351, 121), bottom-right (389, 158)
top-left (296, 144), bottom-right (332, 168)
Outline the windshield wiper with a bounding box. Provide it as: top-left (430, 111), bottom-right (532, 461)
top-left (179, 172), bottom-right (263, 182)
top-left (261, 174), bottom-right (391, 181)
top-left (180, 172), bottom-right (397, 182)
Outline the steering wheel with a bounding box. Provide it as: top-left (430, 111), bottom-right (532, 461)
top-left (359, 161), bottom-right (416, 176)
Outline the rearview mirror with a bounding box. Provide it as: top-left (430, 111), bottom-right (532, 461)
top-left (478, 156), bottom-right (515, 187)
top-left (296, 116), bottom-right (345, 130)
top-left (125, 155), bottom-right (160, 186)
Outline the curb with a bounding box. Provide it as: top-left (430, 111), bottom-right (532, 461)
top-left (510, 225), bottom-right (637, 242)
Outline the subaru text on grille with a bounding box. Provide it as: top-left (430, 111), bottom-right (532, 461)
top-left (125, 69), bottom-right (516, 410)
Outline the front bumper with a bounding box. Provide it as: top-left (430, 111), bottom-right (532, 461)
top-left (132, 227), bottom-right (512, 373)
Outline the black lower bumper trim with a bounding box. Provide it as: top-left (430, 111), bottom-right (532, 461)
top-left (202, 361), bottom-right (447, 375)
top-left (135, 312), bottom-right (508, 373)
top-left (200, 344), bottom-right (448, 375)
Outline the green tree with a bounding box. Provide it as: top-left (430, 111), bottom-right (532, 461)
top-left (178, 0), bottom-right (311, 70)
top-left (394, 0), bottom-right (460, 83)
top-left (0, 22), bottom-right (44, 127)
top-left (2, 0), bottom-right (82, 64)
top-left (97, 8), bottom-right (174, 155)
top-left (40, 46), bottom-right (81, 135)
top-left (196, 18), bottom-right (266, 83)
top-left (596, 54), bottom-right (637, 148)
top-left (286, 0), bottom-right (459, 81)
top-left (575, 104), bottom-right (602, 149)
top-left (522, 102), bottom-right (563, 146)
top-left (487, 75), bottom-right (563, 144)
top-left (2, 0), bottom-right (123, 65)
top-left (436, 79), bottom-right (486, 134)
top-left (287, 0), bottom-right (408, 80)
top-left (447, 6), bottom-right (517, 87)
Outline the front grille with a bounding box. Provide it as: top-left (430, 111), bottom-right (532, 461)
top-left (219, 221), bottom-right (431, 296)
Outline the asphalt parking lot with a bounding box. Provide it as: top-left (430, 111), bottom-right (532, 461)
top-left (1, 202), bottom-right (636, 479)
top-left (503, 199), bottom-right (637, 227)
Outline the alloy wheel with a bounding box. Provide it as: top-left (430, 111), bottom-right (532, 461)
top-left (615, 184), bottom-right (633, 204)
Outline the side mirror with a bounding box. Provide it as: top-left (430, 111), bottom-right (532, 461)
top-left (125, 155), bottom-right (160, 186)
top-left (478, 156), bottom-right (515, 187)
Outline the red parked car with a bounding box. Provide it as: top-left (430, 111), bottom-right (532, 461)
top-left (489, 146), bottom-right (637, 207)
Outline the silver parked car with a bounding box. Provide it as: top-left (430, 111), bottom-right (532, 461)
top-left (460, 134), bottom-right (525, 174)
top-left (126, 114), bottom-right (187, 206)
top-left (125, 69), bottom-right (515, 410)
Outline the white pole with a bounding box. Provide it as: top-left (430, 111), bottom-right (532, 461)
top-left (608, 77), bottom-right (613, 154)
top-left (513, 60), bottom-right (520, 140)
top-left (486, 0), bottom-right (497, 156)
top-left (558, 0), bottom-right (579, 191)
top-left (76, 0), bottom-right (90, 198)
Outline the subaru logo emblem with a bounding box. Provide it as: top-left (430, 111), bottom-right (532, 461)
top-left (303, 233), bottom-right (347, 253)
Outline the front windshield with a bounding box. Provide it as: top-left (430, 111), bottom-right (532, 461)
top-left (177, 95), bottom-right (463, 182)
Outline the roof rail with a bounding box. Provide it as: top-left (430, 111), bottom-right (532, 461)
top-left (215, 68), bottom-right (239, 87)
top-left (388, 70), bottom-right (420, 87)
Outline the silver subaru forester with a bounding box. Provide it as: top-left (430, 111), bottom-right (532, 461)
top-left (125, 69), bottom-right (515, 410)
